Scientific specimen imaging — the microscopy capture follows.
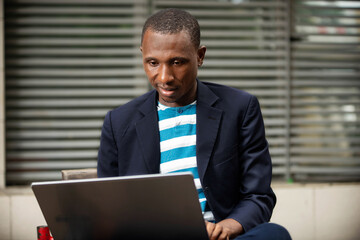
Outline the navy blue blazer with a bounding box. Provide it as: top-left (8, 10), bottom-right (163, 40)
top-left (98, 80), bottom-right (276, 232)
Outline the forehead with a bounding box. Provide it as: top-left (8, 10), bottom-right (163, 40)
top-left (141, 30), bottom-right (197, 57)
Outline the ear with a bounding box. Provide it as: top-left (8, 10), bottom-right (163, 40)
top-left (140, 46), bottom-right (143, 52)
top-left (197, 46), bottom-right (206, 67)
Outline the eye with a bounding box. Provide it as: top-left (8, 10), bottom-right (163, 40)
top-left (148, 60), bottom-right (158, 67)
top-left (173, 59), bottom-right (185, 65)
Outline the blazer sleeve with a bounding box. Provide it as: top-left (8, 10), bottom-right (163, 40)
top-left (97, 111), bottom-right (119, 177)
top-left (227, 95), bottom-right (276, 232)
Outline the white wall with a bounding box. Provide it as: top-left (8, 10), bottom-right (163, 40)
top-left (0, 188), bottom-right (47, 240)
top-left (271, 183), bottom-right (360, 240)
top-left (0, 184), bottom-right (359, 240)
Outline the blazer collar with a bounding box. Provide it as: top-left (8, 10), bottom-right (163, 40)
top-left (138, 90), bottom-right (158, 116)
top-left (197, 80), bottom-right (219, 106)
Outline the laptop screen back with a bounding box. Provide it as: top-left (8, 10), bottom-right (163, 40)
top-left (32, 172), bottom-right (209, 240)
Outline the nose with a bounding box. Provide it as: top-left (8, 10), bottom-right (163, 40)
top-left (158, 64), bottom-right (173, 84)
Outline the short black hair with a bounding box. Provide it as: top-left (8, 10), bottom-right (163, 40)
top-left (141, 8), bottom-right (200, 49)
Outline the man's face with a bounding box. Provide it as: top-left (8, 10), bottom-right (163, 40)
top-left (141, 30), bottom-right (206, 107)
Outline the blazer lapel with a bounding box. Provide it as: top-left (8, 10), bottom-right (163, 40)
top-left (135, 90), bottom-right (160, 173)
top-left (196, 81), bottom-right (223, 180)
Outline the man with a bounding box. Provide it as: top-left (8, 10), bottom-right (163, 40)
top-left (98, 8), bottom-right (291, 240)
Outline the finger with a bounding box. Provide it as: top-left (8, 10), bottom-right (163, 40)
top-left (206, 222), bottom-right (216, 238)
top-left (210, 224), bottom-right (223, 240)
top-left (218, 230), bottom-right (229, 240)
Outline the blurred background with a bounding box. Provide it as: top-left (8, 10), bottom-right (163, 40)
top-left (0, 0), bottom-right (359, 239)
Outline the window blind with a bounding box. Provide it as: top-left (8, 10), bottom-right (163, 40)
top-left (290, 0), bottom-right (360, 181)
top-left (5, 0), bottom-right (148, 184)
top-left (5, 0), bottom-right (291, 184)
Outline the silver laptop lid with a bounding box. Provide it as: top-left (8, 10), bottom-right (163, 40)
top-left (32, 172), bottom-right (209, 240)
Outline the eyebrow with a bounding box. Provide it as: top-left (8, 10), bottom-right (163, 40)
top-left (143, 56), bottom-right (190, 63)
top-left (144, 57), bottom-right (157, 62)
top-left (170, 57), bottom-right (189, 62)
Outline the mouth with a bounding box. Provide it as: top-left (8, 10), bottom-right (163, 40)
top-left (158, 87), bottom-right (177, 97)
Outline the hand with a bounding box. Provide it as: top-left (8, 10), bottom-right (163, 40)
top-left (205, 219), bottom-right (244, 240)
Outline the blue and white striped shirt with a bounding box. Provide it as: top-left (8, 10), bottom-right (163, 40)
top-left (157, 101), bottom-right (214, 221)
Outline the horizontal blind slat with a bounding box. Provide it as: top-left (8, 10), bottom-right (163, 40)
top-left (7, 130), bottom-right (101, 139)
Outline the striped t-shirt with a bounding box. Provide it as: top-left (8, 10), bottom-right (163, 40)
top-left (157, 101), bottom-right (214, 221)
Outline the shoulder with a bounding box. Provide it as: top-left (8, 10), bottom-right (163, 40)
top-left (111, 90), bottom-right (155, 113)
top-left (200, 81), bottom-right (256, 107)
top-left (105, 90), bottom-right (156, 124)
top-left (199, 81), bottom-right (264, 128)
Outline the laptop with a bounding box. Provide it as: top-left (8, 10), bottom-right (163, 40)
top-left (31, 172), bottom-right (209, 240)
